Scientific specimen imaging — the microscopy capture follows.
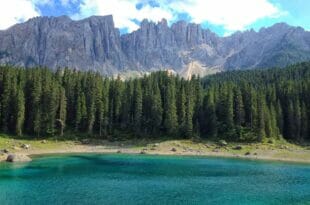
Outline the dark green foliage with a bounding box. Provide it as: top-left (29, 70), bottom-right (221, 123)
top-left (133, 80), bottom-right (142, 134)
top-left (203, 62), bottom-right (310, 142)
top-left (163, 77), bottom-right (178, 136)
top-left (0, 62), bottom-right (309, 142)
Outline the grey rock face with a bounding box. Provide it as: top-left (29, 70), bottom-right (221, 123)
top-left (0, 15), bottom-right (128, 75)
top-left (0, 15), bottom-right (310, 75)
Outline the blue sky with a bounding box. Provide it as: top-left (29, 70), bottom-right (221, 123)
top-left (0, 0), bottom-right (309, 36)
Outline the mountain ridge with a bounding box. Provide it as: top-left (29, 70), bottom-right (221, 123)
top-left (0, 15), bottom-right (310, 77)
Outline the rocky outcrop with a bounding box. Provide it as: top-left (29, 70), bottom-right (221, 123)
top-left (0, 15), bottom-right (128, 75)
top-left (0, 15), bottom-right (310, 76)
top-left (6, 154), bottom-right (32, 162)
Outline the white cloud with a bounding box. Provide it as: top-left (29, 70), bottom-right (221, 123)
top-left (170, 0), bottom-right (284, 31)
top-left (0, 0), bottom-right (40, 30)
top-left (0, 0), bottom-right (285, 33)
top-left (76, 0), bottom-right (173, 32)
top-left (75, 0), bottom-right (285, 33)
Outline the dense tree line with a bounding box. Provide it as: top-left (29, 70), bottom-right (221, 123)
top-left (0, 62), bottom-right (309, 142)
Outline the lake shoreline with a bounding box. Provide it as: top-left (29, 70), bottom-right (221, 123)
top-left (1, 138), bottom-right (310, 164)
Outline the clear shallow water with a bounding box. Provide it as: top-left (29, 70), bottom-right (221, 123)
top-left (0, 154), bottom-right (309, 205)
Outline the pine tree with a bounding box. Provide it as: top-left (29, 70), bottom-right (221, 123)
top-left (76, 92), bottom-right (87, 131)
top-left (191, 76), bottom-right (203, 135)
top-left (264, 106), bottom-right (273, 138)
top-left (276, 100), bottom-right (284, 136)
top-left (85, 76), bottom-right (96, 134)
top-left (149, 82), bottom-right (163, 135)
top-left (184, 91), bottom-right (193, 138)
top-left (177, 83), bottom-right (186, 133)
top-left (57, 87), bottom-right (67, 136)
top-left (163, 78), bottom-right (178, 135)
top-left (300, 102), bottom-right (308, 140)
top-left (294, 99), bottom-right (302, 140)
top-left (286, 100), bottom-right (295, 139)
top-left (256, 93), bottom-right (266, 141)
top-left (101, 79), bottom-right (110, 136)
top-left (226, 87), bottom-right (234, 130)
top-left (1, 70), bottom-right (12, 131)
top-left (233, 87), bottom-right (245, 126)
top-left (120, 81), bottom-right (133, 129)
top-left (109, 77), bottom-right (123, 132)
top-left (269, 104), bottom-right (279, 138)
top-left (202, 90), bottom-right (217, 138)
top-left (133, 80), bottom-right (143, 134)
top-left (15, 88), bottom-right (25, 136)
top-left (31, 72), bottom-right (42, 137)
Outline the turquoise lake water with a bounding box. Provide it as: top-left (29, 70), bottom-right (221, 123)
top-left (0, 154), bottom-right (309, 205)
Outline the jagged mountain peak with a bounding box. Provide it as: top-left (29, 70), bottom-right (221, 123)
top-left (0, 15), bottom-right (309, 76)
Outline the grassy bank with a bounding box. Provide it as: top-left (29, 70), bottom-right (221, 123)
top-left (0, 133), bottom-right (310, 163)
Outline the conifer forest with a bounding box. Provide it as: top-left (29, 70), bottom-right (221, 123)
top-left (0, 62), bottom-right (309, 142)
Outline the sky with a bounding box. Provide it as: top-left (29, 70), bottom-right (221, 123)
top-left (0, 0), bottom-right (309, 36)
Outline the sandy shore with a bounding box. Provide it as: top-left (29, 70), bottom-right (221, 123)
top-left (1, 139), bottom-right (310, 164)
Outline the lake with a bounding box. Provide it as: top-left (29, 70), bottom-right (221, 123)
top-left (0, 154), bottom-right (309, 205)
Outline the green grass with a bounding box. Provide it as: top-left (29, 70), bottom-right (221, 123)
top-left (0, 133), bottom-right (309, 163)
top-left (0, 133), bottom-right (76, 152)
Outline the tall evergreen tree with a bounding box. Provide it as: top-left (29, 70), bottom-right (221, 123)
top-left (233, 87), bottom-right (245, 126)
top-left (14, 89), bottom-right (25, 136)
top-left (163, 78), bottom-right (178, 135)
top-left (133, 80), bottom-right (143, 134)
top-left (256, 93), bottom-right (266, 141)
top-left (57, 87), bottom-right (67, 136)
top-left (149, 82), bottom-right (163, 135)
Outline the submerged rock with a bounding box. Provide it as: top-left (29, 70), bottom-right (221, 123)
top-left (6, 154), bottom-right (32, 162)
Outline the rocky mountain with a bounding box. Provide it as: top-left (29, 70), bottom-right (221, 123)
top-left (0, 15), bottom-right (310, 77)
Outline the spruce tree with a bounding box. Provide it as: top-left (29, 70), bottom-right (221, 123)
top-left (149, 82), bottom-right (163, 135)
top-left (233, 87), bottom-right (245, 126)
top-left (15, 89), bottom-right (25, 136)
top-left (133, 80), bottom-right (143, 134)
top-left (300, 102), bottom-right (308, 140)
top-left (163, 78), bottom-right (178, 135)
top-left (256, 93), bottom-right (266, 141)
top-left (57, 87), bottom-right (67, 136)
top-left (184, 91), bottom-right (193, 138)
